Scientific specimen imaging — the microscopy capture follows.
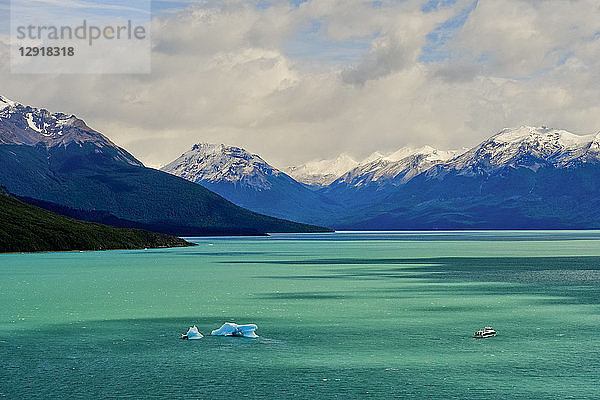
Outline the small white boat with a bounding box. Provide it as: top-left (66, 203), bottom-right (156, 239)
top-left (181, 325), bottom-right (203, 340)
top-left (473, 326), bottom-right (497, 338)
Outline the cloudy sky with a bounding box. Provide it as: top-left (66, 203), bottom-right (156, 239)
top-left (1, 0), bottom-right (599, 169)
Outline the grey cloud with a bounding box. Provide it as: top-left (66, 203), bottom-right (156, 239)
top-left (341, 35), bottom-right (413, 85)
top-left (431, 62), bottom-right (484, 82)
top-left (0, 0), bottom-right (599, 169)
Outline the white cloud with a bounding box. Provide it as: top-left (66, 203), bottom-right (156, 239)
top-left (0, 0), bottom-right (599, 169)
top-left (341, 4), bottom-right (451, 84)
top-left (453, 0), bottom-right (600, 77)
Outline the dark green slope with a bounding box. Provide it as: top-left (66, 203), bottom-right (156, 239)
top-left (0, 190), bottom-right (195, 253)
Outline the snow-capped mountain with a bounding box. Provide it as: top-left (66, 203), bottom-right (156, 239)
top-left (0, 95), bottom-right (141, 166)
top-left (285, 147), bottom-right (460, 188)
top-left (434, 126), bottom-right (600, 176)
top-left (332, 145), bottom-right (460, 188)
top-left (162, 143), bottom-right (282, 190)
top-left (161, 143), bottom-right (341, 225)
top-left (343, 126), bottom-right (600, 230)
top-left (285, 153), bottom-right (359, 186)
top-left (0, 95), bottom-right (327, 235)
top-left (325, 126), bottom-right (599, 193)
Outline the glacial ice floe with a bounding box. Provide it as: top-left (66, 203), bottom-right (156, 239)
top-left (181, 325), bottom-right (203, 340)
top-left (211, 322), bottom-right (259, 338)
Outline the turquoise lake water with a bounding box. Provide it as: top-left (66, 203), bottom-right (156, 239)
top-left (1, 231), bottom-right (599, 398)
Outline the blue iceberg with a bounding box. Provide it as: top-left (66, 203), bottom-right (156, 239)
top-left (211, 323), bottom-right (259, 338)
top-left (181, 325), bottom-right (204, 340)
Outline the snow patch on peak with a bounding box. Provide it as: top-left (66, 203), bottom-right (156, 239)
top-left (285, 153), bottom-right (359, 186)
top-left (0, 95), bottom-right (17, 110)
top-left (331, 145), bottom-right (462, 188)
top-left (55, 116), bottom-right (77, 128)
top-left (361, 151), bottom-right (385, 164)
top-left (20, 110), bottom-right (75, 137)
top-left (491, 126), bottom-right (592, 146)
top-left (191, 142), bottom-right (225, 153)
top-left (382, 145), bottom-right (454, 163)
top-left (420, 147), bottom-right (459, 162)
top-left (444, 126), bottom-right (600, 175)
top-left (25, 113), bottom-right (43, 133)
top-left (162, 143), bottom-right (281, 190)
top-left (384, 147), bottom-right (418, 162)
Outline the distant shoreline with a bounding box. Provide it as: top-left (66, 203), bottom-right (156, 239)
top-left (0, 243), bottom-right (196, 255)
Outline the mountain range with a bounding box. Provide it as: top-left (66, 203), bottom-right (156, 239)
top-left (0, 95), bottom-right (330, 235)
top-left (3, 94), bottom-right (599, 232)
top-left (341, 126), bottom-right (600, 229)
top-left (162, 126), bottom-right (600, 229)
